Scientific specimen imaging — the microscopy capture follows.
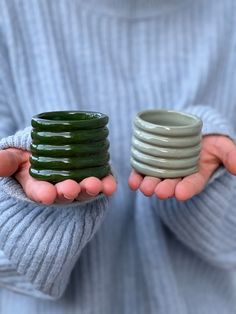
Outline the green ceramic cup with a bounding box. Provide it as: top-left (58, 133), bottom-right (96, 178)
top-left (130, 109), bottom-right (203, 178)
top-left (30, 111), bottom-right (111, 183)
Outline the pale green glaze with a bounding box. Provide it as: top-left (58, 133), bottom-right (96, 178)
top-left (130, 157), bottom-right (198, 178)
top-left (133, 128), bottom-right (201, 148)
top-left (131, 147), bottom-right (199, 169)
top-left (131, 109), bottom-right (203, 178)
top-left (135, 109), bottom-right (202, 136)
top-left (132, 137), bottom-right (201, 158)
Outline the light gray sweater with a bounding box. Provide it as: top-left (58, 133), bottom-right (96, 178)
top-left (0, 0), bottom-right (236, 313)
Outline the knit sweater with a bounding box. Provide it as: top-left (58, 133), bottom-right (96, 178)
top-left (0, 0), bottom-right (236, 313)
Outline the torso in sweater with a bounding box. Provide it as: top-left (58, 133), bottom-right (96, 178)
top-left (0, 0), bottom-right (236, 313)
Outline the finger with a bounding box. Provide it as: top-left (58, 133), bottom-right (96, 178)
top-left (155, 178), bottom-right (182, 199)
top-left (76, 175), bottom-right (117, 202)
top-left (139, 176), bottom-right (162, 196)
top-left (174, 136), bottom-right (233, 202)
top-left (15, 162), bottom-right (57, 205)
top-left (55, 179), bottom-right (81, 202)
top-left (101, 175), bottom-right (117, 196)
top-left (175, 170), bottom-right (209, 201)
top-left (225, 148), bottom-right (236, 175)
top-left (128, 170), bottom-right (143, 190)
top-left (213, 136), bottom-right (236, 175)
top-left (0, 148), bottom-right (28, 177)
top-left (79, 176), bottom-right (103, 196)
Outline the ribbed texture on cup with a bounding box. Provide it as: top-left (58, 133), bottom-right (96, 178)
top-left (131, 110), bottom-right (202, 178)
top-left (30, 111), bottom-right (110, 182)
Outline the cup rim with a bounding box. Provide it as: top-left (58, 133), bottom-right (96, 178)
top-left (135, 109), bottom-right (202, 136)
top-left (32, 110), bottom-right (108, 130)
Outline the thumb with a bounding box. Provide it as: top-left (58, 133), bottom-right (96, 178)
top-left (0, 148), bottom-right (29, 177)
top-left (213, 136), bottom-right (236, 175)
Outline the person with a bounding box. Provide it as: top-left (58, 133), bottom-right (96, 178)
top-left (0, 0), bottom-right (236, 313)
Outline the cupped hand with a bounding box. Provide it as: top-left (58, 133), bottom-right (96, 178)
top-left (0, 148), bottom-right (117, 205)
top-left (128, 135), bottom-right (236, 201)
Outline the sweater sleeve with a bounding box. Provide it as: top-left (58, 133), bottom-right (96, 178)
top-left (0, 127), bottom-right (109, 299)
top-left (156, 105), bottom-right (236, 269)
top-left (0, 250), bottom-right (57, 299)
top-left (0, 30), bottom-right (110, 300)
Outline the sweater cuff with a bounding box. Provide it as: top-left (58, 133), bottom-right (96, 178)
top-left (0, 126), bottom-right (32, 151)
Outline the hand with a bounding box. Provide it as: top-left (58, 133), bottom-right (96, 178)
top-left (0, 148), bottom-right (117, 205)
top-left (128, 135), bottom-right (236, 201)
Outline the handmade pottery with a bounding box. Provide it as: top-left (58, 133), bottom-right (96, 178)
top-left (130, 109), bottom-right (203, 178)
top-left (30, 111), bottom-right (110, 183)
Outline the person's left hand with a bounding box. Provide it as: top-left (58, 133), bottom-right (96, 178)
top-left (128, 135), bottom-right (236, 201)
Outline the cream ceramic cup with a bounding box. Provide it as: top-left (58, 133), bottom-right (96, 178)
top-left (130, 109), bottom-right (203, 178)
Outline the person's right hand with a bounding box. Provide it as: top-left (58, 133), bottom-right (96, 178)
top-left (0, 148), bottom-right (117, 205)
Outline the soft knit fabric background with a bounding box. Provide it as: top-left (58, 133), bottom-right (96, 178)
top-left (0, 0), bottom-right (236, 313)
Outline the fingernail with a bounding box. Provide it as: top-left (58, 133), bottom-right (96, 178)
top-left (63, 194), bottom-right (74, 200)
top-left (86, 191), bottom-right (97, 197)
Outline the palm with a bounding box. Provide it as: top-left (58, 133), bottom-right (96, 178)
top-left (0, 149), bottom-right (117, 204)
top-left (128, 135), bottom-right (236, 201)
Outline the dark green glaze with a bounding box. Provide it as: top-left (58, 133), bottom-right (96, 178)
top-left (30, 140), bottom-right (110, 157)
top-left (30, 111), bottom-right (110, 182)
top-left (30, 165), bottom-right (111, 183)
top-left (30, 153), bottom-right (110, 170)
top-left (31, 127), bottom-right (109, 144)
top-left (32, 111), bottom-right (109, 131)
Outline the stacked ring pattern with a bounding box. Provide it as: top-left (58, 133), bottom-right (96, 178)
top-left (30, 111), bottom-right (110, 183)
top-left (130, 110), bottom-right (203, 178)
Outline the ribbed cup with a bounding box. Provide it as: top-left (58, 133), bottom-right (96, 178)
top-left (131, 110), bottom-right (203, 178)
top-left (30, 111), bottom-right (110, 183)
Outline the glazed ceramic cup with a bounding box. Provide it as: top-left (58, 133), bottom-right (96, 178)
top-left (130, 109), bottom-right (203, 178)
top-left (30, 111), bottom-right (110, 183)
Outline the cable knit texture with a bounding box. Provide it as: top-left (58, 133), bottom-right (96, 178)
top-left (0, 0), bottom-right (236, 313)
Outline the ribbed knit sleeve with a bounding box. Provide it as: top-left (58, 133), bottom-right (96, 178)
top-left (0, 128), bottom-right (109, 299)
top-left (156, 105), bottom-right (236, 269)
top-left (0, 250), bottom-right (55, 299)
